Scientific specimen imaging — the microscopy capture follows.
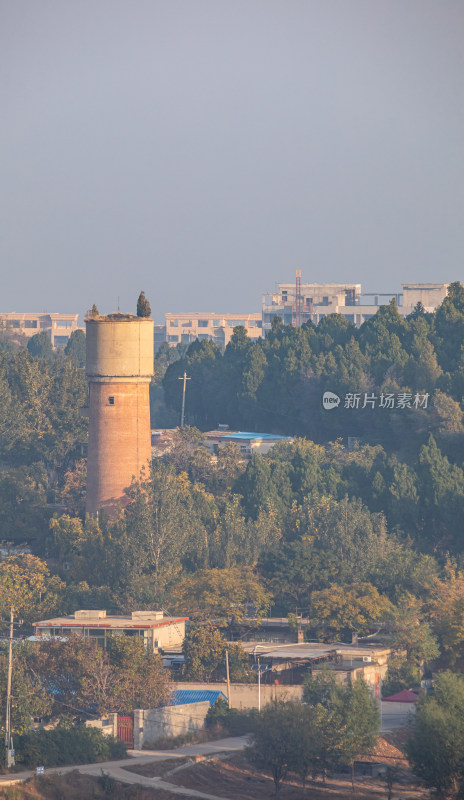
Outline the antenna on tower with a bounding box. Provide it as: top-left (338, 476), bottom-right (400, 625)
top-left (294, 270), bottom-right (302, 327)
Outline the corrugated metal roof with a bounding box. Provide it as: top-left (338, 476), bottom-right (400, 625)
top-left (171, 690), bottom-right (227, 707)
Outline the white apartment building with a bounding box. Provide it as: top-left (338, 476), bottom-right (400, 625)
top-left (0, 312), bottom-right (81, 349)
top-left (158, 312), bottom-right (263, 350)
top-left (262, 282), bottom-right (449, 330)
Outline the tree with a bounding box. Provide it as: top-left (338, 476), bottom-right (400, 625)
top-left (116, 461), bottom-right (197, 597)
top-left (169, 567), bottom-right (272, 626)
top-left (339, 678), bottom-right (380, 790)
top-left (407, 671), bottom-right (464, 798)
top-left (61, 458), bottom-right (87, 516)
top-left (182, 622), bottom-right (251, 682)
top-left (429, 562), bottom-right (464, 665)
top-left (27, 330), bottom-right (54, 360)
top-left (0, 555), bottom-right (64, 625)
top-left (182, 622), bottom-right (227, 681)
top-left (387, 593), bottom-right (439, 671)
top-left (136, 291), bottom-right (151, 318)
top-left (246, 702), bottom-right (300, 796)
top-left (105, 635), bottom-right (171, 712)
top-left (64, 329), bottom-right (86, 367)
top-left (309, 582), bottom-right (393, 641)
top-left (303, 672), bottom-right (380, 789)
top-left (30, 634), bottom-right (171, 717)
top-left (0, 642), bottom-right (51, 735)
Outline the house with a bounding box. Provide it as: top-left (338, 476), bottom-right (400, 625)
top-left (32, 609), bottom-right (188, 653)
top-left (241, 641), bottom-right (392, 694)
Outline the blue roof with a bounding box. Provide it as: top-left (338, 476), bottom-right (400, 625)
top-left (171, 690), bottom-right (227, 707)
top-left (222, 432), bottom-right (292, 441)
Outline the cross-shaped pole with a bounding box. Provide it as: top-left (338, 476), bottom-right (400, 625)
top-left (178, 371), bottom-right (191, 428)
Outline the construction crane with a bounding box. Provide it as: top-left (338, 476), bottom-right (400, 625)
top-left (294, 269), bottom-right (302, 327)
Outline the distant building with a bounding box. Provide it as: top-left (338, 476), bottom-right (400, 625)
top-left (0, 312), bottom-right (81, 349)
top-left (32, 609), bottom-right (188, 654)
top-left (262, 281), bottom-right (450, 330)
top-left (156, 312), bottom-right (262, 351)
top-left (204, 430), bottom-right (293, 457)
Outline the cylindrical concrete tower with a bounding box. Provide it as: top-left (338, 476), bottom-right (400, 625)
top-left (85, 313), bottom-right (154, 516)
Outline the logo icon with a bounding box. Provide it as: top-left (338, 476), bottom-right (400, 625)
top-left (323, 391), bottom-right (340, 410)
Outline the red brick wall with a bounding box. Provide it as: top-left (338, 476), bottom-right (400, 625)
top-left (86, 381), bottom-right (151, 516)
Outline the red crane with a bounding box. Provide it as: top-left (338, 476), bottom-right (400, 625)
top-left (294, 269), bottom-right (302, 327)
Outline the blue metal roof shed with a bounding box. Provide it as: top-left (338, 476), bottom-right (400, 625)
top-left (171, 690), bottom-right (227, 707)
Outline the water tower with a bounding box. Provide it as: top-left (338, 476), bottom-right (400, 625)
top-left (85, 312), bottom-right (154, 516)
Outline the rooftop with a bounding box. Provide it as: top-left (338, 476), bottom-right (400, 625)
top-left (33, 609), bottom-right (188, 630)
top-left (171, 690), bottom-right (227, 707)
top-left (242, 641), bottom-right (391, 661)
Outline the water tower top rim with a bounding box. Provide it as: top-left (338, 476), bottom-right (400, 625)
top-left (85, 313), bottom-right (153, 323)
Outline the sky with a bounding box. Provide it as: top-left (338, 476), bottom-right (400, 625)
top-left (2, 0), bottom-right (463, 322)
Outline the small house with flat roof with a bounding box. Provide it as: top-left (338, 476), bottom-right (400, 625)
top-left (33, 609), bottom-right (188, 653)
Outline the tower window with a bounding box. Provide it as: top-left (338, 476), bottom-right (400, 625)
top-left (108, 396), bottom-right (115, 405)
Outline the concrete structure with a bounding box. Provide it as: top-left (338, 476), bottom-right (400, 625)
top-left (133, 701), bottom-right (211, 748)
top-left (0, 312), bottom-right (81, 349)
top-left (158, 312), bottom-right (262, 350)
top-left (402, 282), bottom-right (449, 309)
top-left (133, 690), bottom-right (227, 748)
top-left (204, 430), bottom-right (293, 457)
top-left (262, 281), bottom-right (450, 330)
top-left (173, 681), bottom-right (304, 710)
top-left (85, 713), bottom-right (118, 738)
top-left (85, 312), bottom-right (154, 516)
top-left (32, 609), bottom-right (188, 653)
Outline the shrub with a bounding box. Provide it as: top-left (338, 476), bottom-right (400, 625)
top-left (206, 699), bottom-right (257, 735)
top-left (15, 727), bottom-right (126, 768)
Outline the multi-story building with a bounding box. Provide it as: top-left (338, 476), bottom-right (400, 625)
top-left (262, 281), bottom-right (449, 330)
top-left (0, 312), bottom-right (81, 349)
top-left (157, 312), bottom-right (263, 350)
top-left (262, 283), bottom-right (361, 330)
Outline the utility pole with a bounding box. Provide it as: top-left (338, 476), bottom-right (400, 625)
top-left (5, 608), bottom-right (14, 768)
top-left (178, 371), bottom-right (191, 428)
top-left (257, 656), bottom-right (261, 712)
top-left (225, 650), bottom-right (231, 709)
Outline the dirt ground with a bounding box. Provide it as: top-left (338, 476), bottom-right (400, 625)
top-left (0, 771), bottom-right (190, 800)
top-left (168, 752), bottom-right (431, 800)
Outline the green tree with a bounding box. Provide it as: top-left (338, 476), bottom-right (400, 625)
top-left (388, 593), bottom-right (439, 668)
top-left (0, 642), bottom-right (51, 734)
top-left (136, 291), bottom-right (151, 318)
top-left (303, 672), bottom-right (379, 789)
top-left (64, 329), bottom-right (86, 367)
top-left (31, 634), bottom-right (170, 717)
top-left (182, 623), bottom-right (251, 682)
top-left (169, 567), bottom-right (272, 626)
top-left (246, 702), bottom-right (300, 796)
top-left (309, 582), bottom-right (393, 641)
top-left (116, 462), bottom-right (196, 597)
top-left (27, 330), bottom-right (54, 360)
top-left (407, 671), bottom-right (464, 799)
top-left (0, 555), bottom-right (64, 625)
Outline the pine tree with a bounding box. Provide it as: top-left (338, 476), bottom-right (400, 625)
top-left (137, 291), bottom-right (151, 318)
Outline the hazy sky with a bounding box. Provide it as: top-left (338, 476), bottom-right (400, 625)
top-left (2, 1), bottom-right (463, 321)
